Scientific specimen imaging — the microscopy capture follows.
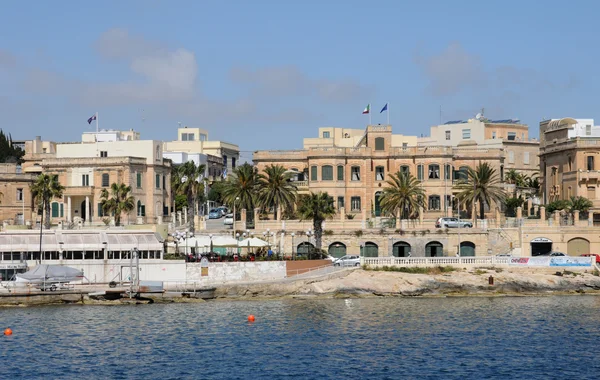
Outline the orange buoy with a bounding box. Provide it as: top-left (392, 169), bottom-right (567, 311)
top-left (247, 315), bottom-right (255, 322)
top-left (4, 328), bottom-right (12, 336)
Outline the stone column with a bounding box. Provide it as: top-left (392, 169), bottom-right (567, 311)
top-left (534, 205), bottom-right (539, 217)
top-left (85, 196), bottom-right (90, 225)
top-left (495, 207), bottom-right (501, 227)
top-left (527, 198), bottom-right (532, 217)
top-left (67, 196), bottom-right (72, 222)
top-left (516, 206), bottom-right (522, 220)
top-left (573, 210), bottom-right (580, 226)
top-left (276, 205), bottom-right (281, 221)
top-left (419, 206), bottom-right (424, 227)
top-left (241, 208), bottom-right (247, 223)
top-left (340, 206), bottom-right (345, 221)
top-left (177, 211), bottom-right (182, 225)
top-left (554, 211), bottom-right (560, 225)
top-left (183, 207), bottom-right (188, 224)
top-left (540, 206), bottom-right (546, 222)
top-left (254, 208), bottom-right (260, 229)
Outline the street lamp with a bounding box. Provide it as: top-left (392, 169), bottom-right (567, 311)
top-left (306, 230), bottom-right (313, 259)
top-left (236, 232), bottom-right (240, 256)
top-left (233, 196), bottom-right (240, 235)
top-left (291, 232), bottom-right (295, 260)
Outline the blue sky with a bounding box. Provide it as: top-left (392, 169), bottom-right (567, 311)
top-left (0, 0), bottom-right (597, 162)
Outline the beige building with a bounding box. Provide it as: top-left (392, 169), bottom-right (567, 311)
top-left (22, 131), bottom-right (172, 226)
top-left (163, 126), bottom-right (240, 176)
top-left (0, 163), bottom-right (36, 225)
top-left (254, 124), bottom-right (527, 220)
top-left (539, 118), bottom-right (600, 217)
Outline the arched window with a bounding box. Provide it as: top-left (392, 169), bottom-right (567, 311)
top-left (425, 241), bottom-right (443, 257)
top-left (297, 242), bottom-right (315, 257)
top-left (322, 165), bottom-right (333, 181)
top-left (428, 164), bottom-right (440, 179)
top-left (460, 241), bottom-right (476, 257)
top-left (361, 242), bottom-right (378, 257)
top-left (101, 173), bottom-right (109, 187)
top-left (428, 195), bottom-right (441, 210)
top-left (393, 241), bottom-right (411, 257)
top-left (328, 242), bottom-right (347, 258)
top-left (417, 165), bottom-right (424, 180)
top-left (400, 165), bottom-right (410, 176)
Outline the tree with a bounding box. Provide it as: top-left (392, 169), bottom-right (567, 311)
top-left (100, 183), bottom-right (135, 226)
top-left (296, 192), bottom-right (336, 253)
top-left (207, 181), bottom-right (225, 204)
top-left (505, 196), bottom-right (524, 217)
top-left (454, 162), bottom-right (506, 220)
top-left (30, 174), bottom-right (65, 229)
top-left (256, 164), bottom-right (297, 220)
top-left (222, 163), bottom-right (258, 221)
top-left (567, 196), bottom-right (593, 218)
top-left (0, 129), bottom-right (24, 164)
top-left (173, 161), bottom-right (206, 232)
top-left (379, 171), bottom-right (426, 219)
top-left (525, 175), bottom-right (541, 196)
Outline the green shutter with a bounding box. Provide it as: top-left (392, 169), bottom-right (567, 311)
top-left (322, 166), bottom-right (333, 180)
top-left (418, 165), bottom-right (424, 180)
top-left (310, 166), bottom-right (317, 181)
top-left (337, 166), bottom-right (344, 181)
top-left (156, 174), bottom-right (160, 189)
top-left (98, 203), bottom-right (103, 217)
top-left (141, 205), bottom-right (146, 217)
top-left (51, 202), bottom-right (59, 218)
top-left (137, 172), bottom-right (142, 188)
top-left (60, 203), bottom-right (64, 217)
top-left (375, 137), bottom-right (385, 151)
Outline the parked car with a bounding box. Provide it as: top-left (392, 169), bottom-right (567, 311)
top-left (581, 253), bottom-right (600, 263)
top-left (209, 209), bottom-right (222, 219)
top-left (333, 255), bottom-right (361, 267)
top-left (435, 217), bottom-right (473, 228)
top-left (223, 214), bottom-right (234, 226)
top-left (539, 251), bottom-right (568, 257)
top-left (216, 207), bottom-right (229, 217)
top-left (496, 253), bottom-right (512, 257)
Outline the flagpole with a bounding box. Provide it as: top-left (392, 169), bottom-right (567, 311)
top-left (369, 103), bottom-right (372, 125)
top-left (96, 112), bottom-right (99, 157)
top-left (96, 111), bottom-right (99, 133)
top-left (387, 102), bottom-right (390, 125)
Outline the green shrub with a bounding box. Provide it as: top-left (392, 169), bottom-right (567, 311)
top-left (354, 230), bottom-right (363, 237)
top-left (365, 266), bottom-right (457, 274)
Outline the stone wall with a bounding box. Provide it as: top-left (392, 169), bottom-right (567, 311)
top-left (186, 261), bottom-right (286, 284)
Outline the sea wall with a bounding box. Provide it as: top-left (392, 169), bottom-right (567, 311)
top-left (185, 261), bottom-right (286, 285)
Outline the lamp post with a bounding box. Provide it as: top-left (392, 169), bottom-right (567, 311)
top-left (291, 232), bottom-right (295, 260)
top-left (236, 232), bottom-right (240, 256)
top-left (306, 230), bottom-right (313, 259)
top-left (233, 196), bottom-right (240, 235)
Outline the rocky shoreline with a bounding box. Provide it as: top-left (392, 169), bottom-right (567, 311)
top-left (3, 267), bottom-right (600, 306)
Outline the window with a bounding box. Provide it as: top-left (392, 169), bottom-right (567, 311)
top-left (568, 157), bottom-right (572, 171)
top-left (375, 166), bottom-right (384, 181)
top-left (588, 156), bottom-right (595, 171)
top-left (182, 133), bottom-right (195, 141)
top-left (98, 203), bottom-right (104, 217)
top-left (155, 174), bottom-right (160, 189)
top-left (51, 202), bottom-right (59, 218)
top-left (445, 131), bottom-right (451, 140)
top-left (351, 196), bottom-right (361, 212)
top-left (402, 142), bottom-right (408, 149)
top-left (417, 165), bottom-right (424, 180)
top-left (100, 151), bottom-right (108, 158)
top-left (322, 165), bottom-right (333, 181)
top-left (337, 196), bottom-right (345, 210)
top-left (428, 195), bottom-right (441, 211)
top-left (232, 157), bottom-right (236, 168)
top-left (351, 166), bottom-right (361, 181)
top-left (310, 166), bottom-right (317, 181)
top-left (524, 152), bottom-right (530, 165)
top-left (137, 200), bottom-right (146, 216)
top-left (400, 165), bottom-right (410, 176)
top-left (200, 134), bottom-right (207, 141)
top-left (43, 148), bottom-right (47, 153)
top-left (586, 125), bottom-right (592, 136)
top-left (428, 164), bottom-right (440, 179)
top-left (16, 188), bottom-right (23, 201)
top-left (508, 151), bottom-right (514, 164)
top-left (375, 137), bottom-right (385, 151)
top-left (337, 165), bottom-right (344, 181)
top-left (445, 164), bottom-right (452, 180)
top-left (163, 175), bottom-right (166, 189)
top-left (102, 173), bottom-right (109, 187)
top-left (60, 203), bottom-right (63, 217)
top-left (223, 155), bottom-right (228, 168)
top-left (445, 195), bottom-right (452, 209)
top-left (81, 174), bottom-right (89, 186)
top-left (507, 132), bottom-right (516, 141)
top-left (455, 166), bottom-right (468, 181)
top-left (323, 131), bottom-right (330, 138)
top-left (492, 132), bottom-right (496, 139)
top-left (137, 172), bottom-right (142, 188)
top-left (462, 129), bottom-right (471, 139)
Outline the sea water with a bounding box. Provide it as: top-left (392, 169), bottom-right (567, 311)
top-left (2, 296), bottom-right (600, 379)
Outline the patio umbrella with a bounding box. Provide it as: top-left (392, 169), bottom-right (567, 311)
top-left (238, 237), bottom-right (269, 248)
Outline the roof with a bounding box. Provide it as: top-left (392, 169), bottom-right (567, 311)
top-left (548, 117), bottom-right (578, 129)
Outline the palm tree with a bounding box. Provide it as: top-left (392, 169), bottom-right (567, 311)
top-left (297, 192), bottom-right (336, 253)
top-left (567, 196), bottom-right (593, 217)
top-left (454, 162), bottom-right (505, 220)
top-left (256, 164), bottom-right (297, 220)
top-left (525, 175), bottom-right (541, 196)
top-left (173, 161), bottom-right (206, 232)
top-left (30, 174), bottom-right (65, 229)
top-left (100, 183), bottom-right (135, 226)
top-left (504, 169), bottom-right (519, 184)
top-left (379, 171), bottom-right (426, 219)
top-left (222, 163), bottom-right (258, 221)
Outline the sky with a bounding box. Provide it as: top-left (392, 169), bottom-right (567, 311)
top-left (0, 0), bottom-right (597, 163)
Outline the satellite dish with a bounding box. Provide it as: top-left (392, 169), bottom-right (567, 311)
top-left (475, 113), bottom-right (482, 120)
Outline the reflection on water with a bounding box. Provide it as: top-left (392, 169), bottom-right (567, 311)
top-left (2, 296), bottom-right (600, 379)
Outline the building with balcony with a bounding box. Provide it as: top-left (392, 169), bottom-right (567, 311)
top-left (0, 163), bottom-right (36, 225)
top-left (21, 131), bottom-right (172, 226)
top-left (163, 126), bottom-right (239, 176)
top-left (539, 118), bottom-right (600, 217)
top-left (254, 124), bottom-right (510, 220)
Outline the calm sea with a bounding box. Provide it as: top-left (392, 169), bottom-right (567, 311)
top-left (2, 296), bottom-right (600, 379)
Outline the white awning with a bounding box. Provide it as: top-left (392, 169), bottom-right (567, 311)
top-left (0, 234), bottom-right (59, 252)
top-left (60, 233), bottom-right (103, 251)
top-left (105, 233), bottom-right (162, 251)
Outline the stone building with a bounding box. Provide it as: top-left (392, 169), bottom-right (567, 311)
top-left (0, 163), bottom-right (36, 225)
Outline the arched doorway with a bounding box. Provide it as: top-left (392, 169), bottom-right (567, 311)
top-left (80, 200), bottom-right (87, 221)
top-left (567, 238), bottom-right (590, 256)
top-left (297, 242), bottom-right (315, 257)
top-left (531, 237), bottom-right (552, 256)
top-left (426, 241), bottom-right (443, 257)
top-left (460, 241), bottom-right (476, 257)
top-left (393, 241), bottom-right (411, 257)
top-left (328, 242), bottom-right (347, 258)
top-left (361, 242), bottom-right (379, 257)
top-left (374, 192), bottom-right (382, 217)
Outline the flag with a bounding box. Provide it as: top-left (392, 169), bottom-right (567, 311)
top-left (362, 104), bottom-right (370, 114)
top-left (87, 114), bottom-right (97, 124)
top-left (222, 168), bottom-right (228, 178)
top-left (380, 103), bottom-right (388, 113)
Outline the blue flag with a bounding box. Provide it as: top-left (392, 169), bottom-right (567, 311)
top-left (380, 103), bottom-right (388, 113)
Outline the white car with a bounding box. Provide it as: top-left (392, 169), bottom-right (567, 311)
top-left (333, 255), bottom-right (361, 267)
top-left (435, 217), bottom-right (472, 228)
top-left (223, 214), bottom-right (234, 226)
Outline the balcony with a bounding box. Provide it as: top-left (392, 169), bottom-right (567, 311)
top-left (64, 186), bottom-right (95, 196)
top-left (578, 170), bottom-right (600, 182)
